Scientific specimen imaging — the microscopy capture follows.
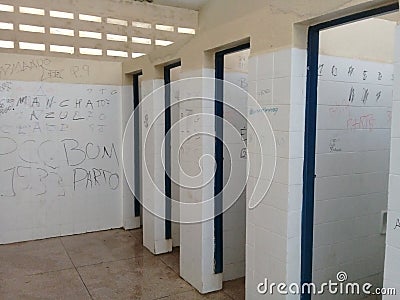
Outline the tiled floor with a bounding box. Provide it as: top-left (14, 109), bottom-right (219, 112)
top-left (0, 229), bottom-right (245, 300)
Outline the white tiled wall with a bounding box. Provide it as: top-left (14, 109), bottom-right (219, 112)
top-left (313, 55), bottom-right (393, 300)
top-left (383, 25), bottom-right (400, 298)
top-left (246, 48), bottom-right (306, 300)
top-left (246, 48), bottom-right (393, 300)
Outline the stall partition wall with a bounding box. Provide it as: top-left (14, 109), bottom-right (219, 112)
top-left (164, 62), bottom-right (181, 247)
top-left (301, 4), bottom-right (398, 299)
top-left (214, 43), bottom-right (250, 278)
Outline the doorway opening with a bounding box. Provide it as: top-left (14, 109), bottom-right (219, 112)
top-left (301, 4), bottom-right (399, 299)
top-left (214, 43), bottom-right (250, 284)
top-left (133, 71), bottom-right (143, 221)
top-left (164, 61), bottom-right (182, 249)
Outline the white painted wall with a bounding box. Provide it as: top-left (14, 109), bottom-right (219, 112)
top-left (0, 55), bottom-right (123, 244)
top-left (319, 18), bottom-right (395, 64)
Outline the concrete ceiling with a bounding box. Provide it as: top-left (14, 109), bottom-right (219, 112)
top-left (152, 0), bottom-right (208, 10)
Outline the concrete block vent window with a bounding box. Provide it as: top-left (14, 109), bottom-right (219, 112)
top-left (1, 1), bottom-right (400, 299)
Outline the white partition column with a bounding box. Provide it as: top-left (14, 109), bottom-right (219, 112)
top-left (141, 78), bottom-right (173, 254)
top-left (179, 69), bottom-right (223, 293)
top-left (245, 49), bottom-right (306, 300)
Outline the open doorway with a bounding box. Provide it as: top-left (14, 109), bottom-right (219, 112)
top-left (301, 4), bottom-right (399, 299)
top-left (214, 43), bottom-right (250, 285)
top-left (164, 62), bottom-right (182, 249)
top-left (133, 71), bottom-right (143, 222)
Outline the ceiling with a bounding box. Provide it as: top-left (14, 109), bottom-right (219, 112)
top-left (152, 0), bottom-right (209, 10)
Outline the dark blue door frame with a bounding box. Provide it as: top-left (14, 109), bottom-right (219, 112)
top-left (164, 61), bottom-right (181, 240)
top-left (300, 3), bottom-right (398, 299)
top-left (214, 42), bottom-right (250, 274)
top-left (133, 71), bottom-right (143, 218)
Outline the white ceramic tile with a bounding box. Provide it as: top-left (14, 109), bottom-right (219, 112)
top-left (256, 78), bottom-right (273, 105)
top-left (248, 56), bottom-right (258, 82)
top-left (291, 48), bottom-right (307, 77)
top-left (388, 175), bottom-right (400, 212)
top-left (257, 52), bottom-right (274, 80)
top-left (391, 102), bottom-right (400, 138)
top-left (273, 48), bottom-right (292, 78)
top-left (384, 245), bottom-right (400, 280)
top-left (289, 104), bottom-right (305, 132)
top-left (392, 63), bottom-right (400, 101)
top-left (288, 131), bottom-right (304, 159)
top-left (273, 77), bottom-right (291, 104)
top-left (290, 75), bottom-right (306, 105)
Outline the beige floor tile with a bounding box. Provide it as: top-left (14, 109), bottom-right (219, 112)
top-left (0, 238), bottom-right (73, 279)
top-left (130, 228), bottom-right (143, 244)
top-left (61, 229), bottom-right (144, 266)
top-left (0, 269), bottom-right (90, 300)
top-left (223, 278), bottom-right (245, 300)
top-left (77, 255), bottom-right (192, 300)
top-left (0, 229), bottom-right (245, 299)
top-left (161, 290), bottom-right (233, 299)
top-left (159, 247), bottom-right (180, 274)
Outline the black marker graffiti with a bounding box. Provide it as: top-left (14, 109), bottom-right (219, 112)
top-left (70, 65), bottom-right (90, 78)
top-left (331, 65), bottom-right (337, 77)
top-left (394, 218), bottom-right (400, 230)
top-left (329, 138), bottom-right (342, 152)
top-left (361, 88), bottom-right (369, 104)
top-left (62, 138), bottom-right (119, 167)
top-left (41, 67), bottom-right (64, 81)
top-left (363, 70), bottom-right (368, 81)
top-left (348, 86), bottom-right (355, 103)
top-left (318, 64), bottom-right (324, 76)
top-left (376, 91), bottom-right (382, 102)
top-left (240, 148), bottom-right (247, 159)
top-left (348, 66), bottom-right (355, 76)
top-left (73, 167), bottom-right (120, 191)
